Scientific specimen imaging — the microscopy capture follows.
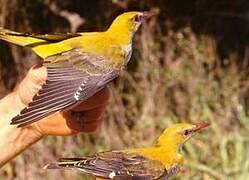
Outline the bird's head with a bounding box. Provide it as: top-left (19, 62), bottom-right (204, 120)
top-left (108, 11), bottom-right (156, 35)
top-left (155, 122), bottom-right (210, 149)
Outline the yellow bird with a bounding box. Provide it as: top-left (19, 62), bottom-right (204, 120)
top-left (0, 11), bottom-right (155, 127)
top-left (44, 122), bottom-right (210, 179)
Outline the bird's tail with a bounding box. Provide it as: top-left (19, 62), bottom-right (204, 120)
top-left (43, 158), bottom-right (84, 170)
top-left (0, 27), bottom-right (46, 47)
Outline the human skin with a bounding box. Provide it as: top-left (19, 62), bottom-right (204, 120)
top-left (0, 66), bottom-right (110, 167)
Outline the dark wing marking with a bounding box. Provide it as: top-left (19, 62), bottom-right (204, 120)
top-left (24, 33), bottom-right (82, 48)
top-left (5, 32), bottom-right (81, 42)
top-left (27, 33), bottom-right (81, 42)
top-left (159, 165), bottom-right (180, 180)
top-left (44, 151), bottom-right (166, 180)
top-left (1, 30), bottom-right (82, 47)
top-left (11, 49), bottom-right (119, 127)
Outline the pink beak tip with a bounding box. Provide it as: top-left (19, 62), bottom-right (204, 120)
top-left (142, 10), bottom-right (157, 19)
top-left (193, 122), bottom-right (210, 132)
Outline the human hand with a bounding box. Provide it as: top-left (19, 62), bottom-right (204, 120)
top-left (14, 65), bottom-right (110, 136)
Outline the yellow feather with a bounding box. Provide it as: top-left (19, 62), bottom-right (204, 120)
top-left (0, 28), bottom-right (46, 46)
top-left (0, 11), bottom-right (142, 65)
top-left (125, 123), bottom-right (199, 169)
top-left (44, 122), bottom-right (209, 179)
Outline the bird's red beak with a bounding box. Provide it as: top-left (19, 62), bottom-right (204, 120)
top-left (142, 11), bottom-right (157, 20)
top-left (193, 122), bottom-right (210, 132)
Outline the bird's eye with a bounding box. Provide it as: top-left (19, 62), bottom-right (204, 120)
top-left (184, 129), bottom-right (191, 136)
top-left (134, 15), bottom-right (141, 22)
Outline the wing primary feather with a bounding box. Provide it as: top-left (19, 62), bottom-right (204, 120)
top-left (41, 80), bottom-right (76, 90)
top-left (31, 89), bottom-right (75, 105)
top-left (35, 83), bottom-right (77, 99)
top-left (20, 92), bottom-right (74, 112)
top-left (48, 71), bottom-right (84, 77)
top-left (12, 99), bottom-right (75, 126)
top-left (48, 75), bottom-right (84, 80)
top-left (12, 99), bottom-right (75, 123)
top-left (12, 95), bottom-right (75, 121)
top-left (14, 113), bottom-right (55, 127)
top-left (13, 101), bottom-right (75, 127)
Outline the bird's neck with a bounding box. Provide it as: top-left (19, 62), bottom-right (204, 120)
top-left (156, 145), bottom-right (184, 169)
top-left (155, 137), bottom-right (182, 152)
top-left (106, 26), bottom-right (134, 46)
top-left (152, 140), bottom-right (184, 166)
top-left (105, 27), bottom-right (134, 65)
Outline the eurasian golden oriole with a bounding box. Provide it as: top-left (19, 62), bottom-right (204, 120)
top-left (44, 122), bottom-right (210, 179)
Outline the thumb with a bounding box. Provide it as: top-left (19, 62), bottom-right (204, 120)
top-left (16, 66), bottom-right (47, 106)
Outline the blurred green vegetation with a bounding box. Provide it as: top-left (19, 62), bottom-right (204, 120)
top-left (0, 0), bottom-right (249, 179)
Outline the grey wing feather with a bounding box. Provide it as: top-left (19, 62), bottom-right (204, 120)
top-left (11, 49), bottom-right (119, 127)
top-left (44, 152), bottom-right (166, 180)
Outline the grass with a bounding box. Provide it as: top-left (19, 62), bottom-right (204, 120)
top-left (0, 6), bottom-right (249, 180)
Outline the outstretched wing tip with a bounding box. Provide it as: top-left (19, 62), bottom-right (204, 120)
top-left (10, 115), bottom-right (20, 124)
top-left (10, 116), bottom-right (29, 128)
top-left (10, 121), bottom-right (16, 125)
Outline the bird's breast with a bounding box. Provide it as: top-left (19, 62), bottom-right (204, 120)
top-left (121, 43), bottom-right (133, 65)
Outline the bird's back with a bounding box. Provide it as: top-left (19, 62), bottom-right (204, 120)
top-left (0, 27), bottom-right (132, 68)
top-left (125, 146), bottom-right (183, 171)
top-left (0, 28), bottom-right (112, 61)
top-left (31, 32), bottom-right (105, 59)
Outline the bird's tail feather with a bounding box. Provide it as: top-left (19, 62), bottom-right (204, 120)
top-left (0, 27), bottom-right (46, 47)
top-left (43, 158), bottom-right (85, 170)
top-left (43, 162), bottom-right (63, 170)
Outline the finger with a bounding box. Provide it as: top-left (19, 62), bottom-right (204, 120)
top-left (27, 65), bottom-right (47, 85)
top-left (66, 105), bottom-right (106, 132)
top-left (72, 86), bottom-right (110, 112)
top-left (32, 112), bottom-right (78, 136)
top-left (32, 105), bottom-right (106, 136)
top-left (16, 66), bottom-right (47, 106)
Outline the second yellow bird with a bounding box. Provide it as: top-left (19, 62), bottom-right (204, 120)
top-left (44, 122), bottom-right (210, 179)
top-left (0, 11), bottom-right (155, 127)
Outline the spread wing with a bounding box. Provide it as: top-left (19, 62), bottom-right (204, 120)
top-left (44, 151), bottom-right (166, 180)
top-left (11, 49), bottom-right (119, 127)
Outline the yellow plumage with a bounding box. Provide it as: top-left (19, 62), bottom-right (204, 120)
top-left (0, 28), bottom-right (46, 46)
top-left (0, 11), bottom-right (154, 127)
top-left (44, 122), bottom-right (210, 179)
top-left (0, 12), bottom-right (141, 63)
top-left (125, 123), bottom-right (198, 169)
